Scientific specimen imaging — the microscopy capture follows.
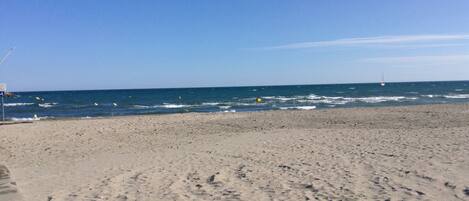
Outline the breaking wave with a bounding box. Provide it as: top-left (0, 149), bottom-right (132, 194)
top-left (3, 102), bottom-right (34, 107)
top-left (279, 106), bottom-right (316, 110)
top-left (39, 102), bottom-right (58, 108)
top-left (443, 94), bottom-right (469, 99)
top-left (258, 94), bottom-right (415, 105)
top-left (202, 102), bottom-right (220, 106)
top-left (10, 115), bottom-right (52, 121)
top-left (421, 94), bottom-right (469, 99)
top-left (160, 104), bottom-right (190, 108)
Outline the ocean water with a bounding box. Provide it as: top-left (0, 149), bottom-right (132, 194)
top-left (2, 81), bottom-right (469, 121)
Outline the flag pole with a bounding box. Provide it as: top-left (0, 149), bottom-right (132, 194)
top-left (1, 94), bottom-right (4, 121)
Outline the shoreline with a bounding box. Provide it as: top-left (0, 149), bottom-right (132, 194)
top-left (1, 103), bottom-right (468, 200)
top-left (3, 102), bottom-right (469, 124)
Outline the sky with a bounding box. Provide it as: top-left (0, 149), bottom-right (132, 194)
top-left (1, 0), bottom-right (469, 91)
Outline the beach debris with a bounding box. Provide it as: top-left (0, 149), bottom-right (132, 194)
top-left (415, 173), bottom-right (434, 182)
top-left (463, 187), bottom-right (469, 196)
top-left (304, 184), bottom-right (319, 193)
top-left (278, 164), bottom-right (292, 170)
top-left (207, 175), bottom-right (215, 183)
top-left (444, 182), bottom-right (456, 189)
top-left (5, 92), bottom-right (14, 97)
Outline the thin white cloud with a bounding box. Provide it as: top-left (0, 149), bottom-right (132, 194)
top-left (360, 54), bottom-right (469, 65)
top-left (362, 43), bottom-right (466, 49)
top-left (259, 34), bottom-right (469, 50)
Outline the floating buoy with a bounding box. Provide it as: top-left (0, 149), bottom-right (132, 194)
top-left (255, 97), bottom-right (263, 103)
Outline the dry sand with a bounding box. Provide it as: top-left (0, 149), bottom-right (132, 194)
top-left (1, 104), bottom-right (469, 201)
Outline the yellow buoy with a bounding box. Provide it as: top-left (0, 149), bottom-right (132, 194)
top-left (255, 97), bottom-right (263, 103)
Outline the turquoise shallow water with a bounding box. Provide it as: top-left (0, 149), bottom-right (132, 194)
top-left (2, 81), bottom-right (469, 120)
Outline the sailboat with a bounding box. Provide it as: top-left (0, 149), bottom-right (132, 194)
top-left (380, 74), bottom-right (385, 87)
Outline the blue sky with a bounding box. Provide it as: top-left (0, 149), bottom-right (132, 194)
top-left (1, 0), bottom-right (469, 91)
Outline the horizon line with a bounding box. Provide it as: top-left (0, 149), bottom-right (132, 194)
top-left (11, 79), bottom-right (469, 93)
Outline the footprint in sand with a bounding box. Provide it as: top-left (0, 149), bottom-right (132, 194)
top-left (0, 164), bottom-right (22, 201)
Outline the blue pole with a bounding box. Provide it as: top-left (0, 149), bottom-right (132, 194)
top-left (1, 94), bottom-right (4, 121)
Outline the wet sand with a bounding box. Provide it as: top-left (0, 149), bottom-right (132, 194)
top-left (0, 104), bottom-right (469, 200)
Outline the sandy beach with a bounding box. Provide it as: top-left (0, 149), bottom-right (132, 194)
top-left (1, 104), bottom-right (469, 201)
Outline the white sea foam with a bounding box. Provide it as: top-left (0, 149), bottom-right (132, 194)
top-left (277, 97), bottom-right (296, 101)
top-left (352, 96), bottom-right (408, 103)
top-left (11, 117), bottom-right (40, 121)
top-left (310, 99), bottom-right (349, 105)
top-left (422, 94), bottom-right (469, 99)
top-left (280, 106), bottom-right (316, 110)
top-left (422, 94), bottom-right (437, 98)
top-left (235, 103), bottom-right (258, 106)
top-left (3, 102), bottom-right (34, 107)
top-left (242, 94), bottom-right (416, 105)
top-left (443, 94), bottom-right (469, 99)
top-left (259, 96), bottom-right (297, 102)
top-left (223, 109), bottom-right (236, 113)
top-left (10, 115), bottom-right (51, 121)
top-left (133, 105), bottom-right (152, 109)
top-left (302, 94), bottom-right (410, 104)
top-left (202, 102), bottom-right (220, 106)
top-left (133, 103), bottom-right (240, 109)
top-left (161, 104), bottom-right (190, 108)
top-left (307, 94), bottom-right (322, 100)
top-left (38, 102), bottom-right (58, 108)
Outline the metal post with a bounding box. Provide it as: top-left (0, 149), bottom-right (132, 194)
top-left (1, 95), bottom-right (4, 121)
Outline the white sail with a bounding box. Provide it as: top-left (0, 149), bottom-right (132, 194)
top-left (380, 74), bottom-right (385, 86)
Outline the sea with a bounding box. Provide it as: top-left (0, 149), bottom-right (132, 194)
top-left (2, 81), bottom-right (469, 121)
